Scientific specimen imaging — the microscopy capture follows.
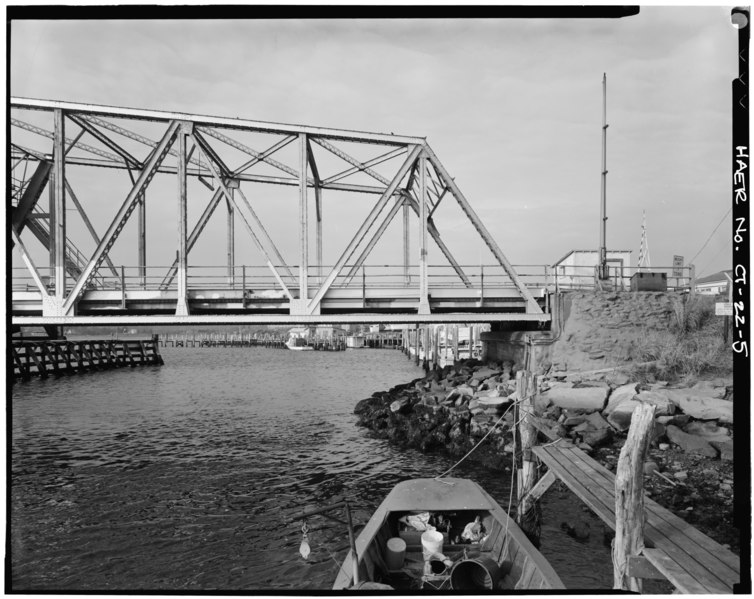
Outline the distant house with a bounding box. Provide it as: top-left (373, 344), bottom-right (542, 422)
top-left (694, 270), bottom-right (732, 296)
top-left (552, 249), bottom-right (633, 288)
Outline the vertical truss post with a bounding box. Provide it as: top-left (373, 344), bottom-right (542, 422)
top-left (176, 123), bottom-right (191, 316)
top-left (424, 144), bottom-right (542, 314)
top-left (227, 186), bottom-right (235, 287)
top-left (138, 192), bottom-right (146, 288)
top-left (418, 151), bottom-right (430, 314)
top-left (307, 138), bottom-right (323, 284)
top-left (403, 199), bottom-right (410, 286)
top-left (316, 187), bottom-right (323, 284)
top-left (298, 133), bottom-right (309, 308)
top-left (53, 109), bottom-right (66, 305)
top-left (48, 171), bottom-right (55, 275)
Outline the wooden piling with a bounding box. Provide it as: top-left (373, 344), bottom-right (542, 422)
top-left (613, 402), bottom-right (656, 592)
top-left (515, 370), bottom-right (540, 542)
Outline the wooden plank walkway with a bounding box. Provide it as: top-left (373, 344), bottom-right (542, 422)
top-left (532, 441), bottom-right (740, 593)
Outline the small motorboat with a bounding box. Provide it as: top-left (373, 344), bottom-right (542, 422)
top-left (332, 478), bottom-right (564, 591)
top-left (285, 337), bottom-right (314, 351)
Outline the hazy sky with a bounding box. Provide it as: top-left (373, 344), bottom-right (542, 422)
top-left (10, 6), bottom-right (738, 279)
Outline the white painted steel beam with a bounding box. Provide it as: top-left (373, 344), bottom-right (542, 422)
top-left (424, 143), bottom-right (543, 314)
top-left (306, 144), bottom-right (422, 314)
top-left (62, 120), bottom-right (181, 314)
top-left (68, 114), bottom-right (142, 168)
top-left (176, 124), bottom-right (190, 316)
top-left (199, 126), bottom-right (308, 183)
top-left (299, 133), bottom-right (309, 304)
top-left (12, 97), bottom-right (424, 146)
top-left (321, 147), bottom-right (406, 185)
top-left (401, 193), bottom-right (471, 288)
top-left (191, 134), bottom-right (295, 299)
top-left (53, 109), bottom-right (66, 300)
top-left (11, 229), bottom-right (51, 300)
top-left (343, 195), bottom-right (405, 283)
top-left (80, 114), bottom-right (205, 169)
top-left (64, 180), bottom-right (119, 277)
top-left (307, 138), bottom-right (324, 282)
top-left (12, 313), bottom-right (550, 327)
top-left (418, 152), bottom-right (429, 314)
top-left (11, 152), bottom-right (389, 194)
top-left (12, 118), bottom-right (124, 164)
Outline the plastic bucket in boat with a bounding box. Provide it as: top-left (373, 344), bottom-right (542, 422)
top-left (450, 556), bottom-right (502, 590)
top-left (420, 530), bottom-right (444, 559)
top-left (385, 537), bottom-right (406, 570)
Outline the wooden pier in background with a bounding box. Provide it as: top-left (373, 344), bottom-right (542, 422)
top-left (11, 336), bottom-right (164, 383)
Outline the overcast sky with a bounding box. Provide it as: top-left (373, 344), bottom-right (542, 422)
top-left (10, 6), bottom-right (738, 281)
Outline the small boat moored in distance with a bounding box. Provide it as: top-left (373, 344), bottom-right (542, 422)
top-left (333, 477), bottom-right (565, 591)
top-left (285, 336), bottom-right (314, 351)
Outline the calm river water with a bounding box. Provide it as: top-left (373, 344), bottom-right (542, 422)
top-left (11, 345), bottom-right (617, 591)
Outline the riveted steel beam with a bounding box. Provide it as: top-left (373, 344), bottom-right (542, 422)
top-left (12, 118), bottom-right (124, 163)
top-left (15, 153), bottom-right (388, 195)
top-left (198, 126), bottom-right (306, 182)
top-left (53, 109), bottom-right (66, 300)
top-left (190, 132), bottom-right (295, 299)
top-left (64, 179), bottom-right (119, 277)
top-left (12, 160), bottom-right (51, 235)
top-left (11, 229), bottom-right (51, 300)
top-left (322, 146), bottom-right (405, 185)
top-left (63, 120), bottom-right (181, 314)
top-left (299, 133), bottom-right (309, 303)
top-left (343, 195), bottom-right (405, 284)
top-left (68, 114), bottom-right (142, 168)
top-left (424, 143), bottom-right (542, 314)
top-left (307, 138), bottom-right (324, 282)
top-left (401, 192), bottom-right (471, 288)
top-left (307, 144), bottom-right (422, 314)
top-left (176, 123), bottom-right (190, 316)
top-left (312, 137), bottom-right (391, 186)
top-left (80, 114), bottom-right (205, 169)
top-left (13, 97), bottom-right (424, 146)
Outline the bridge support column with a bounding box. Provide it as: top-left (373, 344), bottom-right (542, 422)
top-left (53, 108), bottom-right (67, 303)
top-left (176, 122), bottom-right (191, 316)
top-left (138, 192), bottom-right (146, 288)
top-left (418, 151), bottom-right (430, 315)
top-left (227, 187), bottom-right (235, 287)
top-left (299, 133), bottom-right (309, 304)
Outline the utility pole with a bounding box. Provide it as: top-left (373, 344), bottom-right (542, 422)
top-left (599, 73), bottom-right (609, 280)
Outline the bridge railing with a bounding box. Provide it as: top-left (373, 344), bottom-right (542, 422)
top-left (11, 263), bottom-right (696, 295)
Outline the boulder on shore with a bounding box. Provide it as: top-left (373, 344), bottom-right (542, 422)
top-left (540, 385), bottom-right (609, 412)
top-left (664, 389), bottom-right (733, 423)
top-left (665, 424), bottom-right (718, 458)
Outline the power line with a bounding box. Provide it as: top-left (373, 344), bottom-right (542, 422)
top-left (689, 207), bottom-right (731, 265)
top-left (698, 236), bottom-right (731, 277)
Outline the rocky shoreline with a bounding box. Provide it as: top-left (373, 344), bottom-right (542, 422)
top-left (354, 359), bottom-right (739, 555)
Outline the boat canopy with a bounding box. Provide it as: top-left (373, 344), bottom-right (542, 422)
top-left (383, 478), bottom-right (495, 512)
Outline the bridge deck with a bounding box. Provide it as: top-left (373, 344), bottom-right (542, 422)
top-left (531, 441), bottom-right (739, 593)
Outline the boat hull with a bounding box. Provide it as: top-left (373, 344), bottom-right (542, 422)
top-left (333, 477), bottom-right (564, 591)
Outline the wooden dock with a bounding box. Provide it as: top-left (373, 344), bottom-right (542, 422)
top-left (11, 336), bottom-right (164, 383)
top-left (529, 420), bottom-right (740, 593)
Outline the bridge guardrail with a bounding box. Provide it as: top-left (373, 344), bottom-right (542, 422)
top-left (11, 263), bottom-right (696, 296)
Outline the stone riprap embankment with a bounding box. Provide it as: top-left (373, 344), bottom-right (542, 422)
top-left (355, 360), bottom-right (736, 549)
top-left (355, 360), bottom-right (734, 466)
top-left (549, 291), bottom-right (682, 373)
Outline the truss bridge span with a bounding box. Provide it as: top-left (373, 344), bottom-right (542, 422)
top-left (10, 98), bottom-right (550, 328)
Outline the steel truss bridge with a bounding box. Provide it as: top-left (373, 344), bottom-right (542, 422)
top-left (10, 98), bottom-right (549, 327)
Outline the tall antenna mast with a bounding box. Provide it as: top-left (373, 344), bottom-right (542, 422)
top-left (599, 73), bottom-right (609, 280)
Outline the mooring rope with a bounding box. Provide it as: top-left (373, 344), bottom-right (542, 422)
top-left (434, 391), bottom-right (533, 481)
